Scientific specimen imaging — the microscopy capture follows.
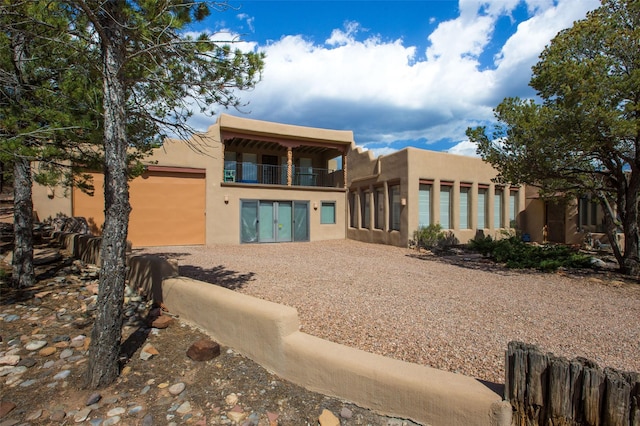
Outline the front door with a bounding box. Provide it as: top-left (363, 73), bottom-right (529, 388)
top-left (241, 200), bottom-right (308, 243)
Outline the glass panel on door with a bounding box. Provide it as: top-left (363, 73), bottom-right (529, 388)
top-left (293, 202), bottom-right (309, 241)
top-left (240, 201), bottom-right (258, 243)
top-left (259, 201), bottom-right (275, 242)
top-left (277, 202), bottom-right (292, 242)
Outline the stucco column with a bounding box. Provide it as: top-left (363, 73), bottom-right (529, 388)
top-left (488, 183), bottom-right (495, 231)
top-left (368, 185), bottom-right (375, 230)
top-left (342, 154), bottom-right (347, 188)
top-left (287, 147), bottom-right (293, 186)
top-left (221, 142), bottom-right (225, 180)
top-left (470, 182), bottom-right (478, 231)
top-left (383, 181), bottom-right (389, 231)
top-left (452, 180), bottom-right (460, 231)
top-left (432, 179), bottom-right (441, 226)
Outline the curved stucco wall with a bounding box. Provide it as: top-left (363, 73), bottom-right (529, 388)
top-left (162, 277), bottom-right (512, 426)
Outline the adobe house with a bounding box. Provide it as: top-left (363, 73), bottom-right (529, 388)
top-left (347, 146), bottom-right (526, 247)
top-left (32, 114), bottom-right (352, 247)
top-left (33, 114), bottom-right (531, 248)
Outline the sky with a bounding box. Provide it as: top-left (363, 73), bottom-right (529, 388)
top-left (186, 0), bottom-right (601, 157)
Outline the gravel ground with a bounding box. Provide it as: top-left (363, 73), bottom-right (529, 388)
top-left (138, 239), bottom-right (640, 384)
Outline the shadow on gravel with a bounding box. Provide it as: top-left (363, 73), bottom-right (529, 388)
top-left (406, 252), bottom-right (519, 276)
top-left (178, 264), bottom-right (255, 290)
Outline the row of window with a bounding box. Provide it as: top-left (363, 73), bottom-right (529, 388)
top-left (419, 184), bottom-right (518, 230)
top-left (349, 184), bottom-right (402, 231)
top-left (350, 183), bottom-right (519, 231)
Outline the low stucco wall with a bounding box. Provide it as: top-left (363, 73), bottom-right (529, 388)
top-left (162, 277), bottom-right (512, 426)
top-left (57, 232), bottom-right (511, 425)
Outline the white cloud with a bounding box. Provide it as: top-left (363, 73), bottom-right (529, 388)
top-left (448, 140), bottom-right (480, 157)
top-left (193, 0), bottom-right (600, 156)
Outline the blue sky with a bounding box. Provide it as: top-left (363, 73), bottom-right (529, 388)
top-left (187, 0), bottom-right (600, 157)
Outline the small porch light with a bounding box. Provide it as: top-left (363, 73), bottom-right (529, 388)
top-left (401, 198), bottom-right (407, 206)
top-left (224, 195), bottom-right (229, 204)
top-left (313, 202), bottom-right (318, 210)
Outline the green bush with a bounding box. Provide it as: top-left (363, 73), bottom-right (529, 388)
top-left (413, 224), bottom-right (444, 250)
top-left (469, 233), bottom-right (593, 272)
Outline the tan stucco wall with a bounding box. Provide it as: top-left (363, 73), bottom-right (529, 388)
top-left (347, 146), bottom-right (526, 247)
top-left (162, 276), bottom-right (511, 426)
top-left (213, 184), bottom-right (346, 244)
top-left (31, 181), bottom-right (73, 222)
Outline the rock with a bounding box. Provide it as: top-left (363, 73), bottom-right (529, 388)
top-left (50, 409), bottom-right (66, 422)
top-left (149, 315), bottom-right (172, 329)
top-left (267, 412), bottom-right (279, 426)
top-left (107, 407), bottom-right (125, 417)
top-left (318, 409), bottom-right (340, 426)
top-left (128, 405), bottom-right (144, 416)
top-left (103, 415), bottom-right (121, 425)
top-left (19, 379), bottom-right (37, 387)
top-left (142, 413), bottom-right (153, 426)
top-left (39, 347), bottom-right (56, 357)
top-left (86, 393), bottom-right (102, 406)
top-left (186, 338), bottom-right (221, 362)
top-left (176, 401), bottom-right (191, 414)
top-left (5, 366), bottom-right (27, 376)
top-left (168, 382), bottom-right (185, 396)
top-left (0, 401), bottom-right (16, 418)
top-left (226, 406), bottom-right (247, 423)
top-left (17, 358), bottom-right (36, 368)
top-left (53, 369), bottom-right (71, 380)
top-left (70, 335), bottom-right (86, 348)
top-left (340, 407), bottom-right (353, 419)
top-left (25, 409), bottom-right (43, 420)
top-left (3, 315), bottom-right (20, 323)
top-left (25, 340), bottom-right (47, 351)
top-left (60, 348), bottom-right (74, 359)
top-left (74, 407), bottom-right (91, 422)
top-left (140, 344), bottom-right (159, 361)
top-left (224, 393), bottom-right (238, 406)
top-left (0, 355), bottom-right (20, 366)
top-left (53, 335), bottom-right (71, 343)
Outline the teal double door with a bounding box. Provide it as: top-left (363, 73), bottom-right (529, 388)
top-left (241, 200), bottom-right (309, 243)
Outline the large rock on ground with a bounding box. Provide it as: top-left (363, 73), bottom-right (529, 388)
top-left (186, 338), bottom-right (221, 361)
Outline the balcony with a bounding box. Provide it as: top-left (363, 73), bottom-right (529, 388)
top-left (223, 162), bottom-right (340, 188)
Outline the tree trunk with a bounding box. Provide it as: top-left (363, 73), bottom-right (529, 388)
top-left (621, 168), bottom-right (639, 277)
top-left (85, 4), bottom-right (130, 389)
top-left (12, 157), bottom-right (34, 288)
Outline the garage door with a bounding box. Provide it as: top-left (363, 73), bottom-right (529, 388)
top-left (73, 167), bottom-right (205, 247)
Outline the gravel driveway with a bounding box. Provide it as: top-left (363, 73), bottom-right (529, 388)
top-left (139, 239), bottom-right (640, 384)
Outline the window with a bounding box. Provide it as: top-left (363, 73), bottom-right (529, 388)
top-left (439, 184), bottom-right (452, 229)
top-left (224, 151), bottom-right (237, 182)
top-left (374, 187), bottom-right (385, 229)
top-left (241, 153), bottom-right (257, 182)
top-left (349, 192), bottom-right (357, 228)
top-left (389, 185), bottom-right (401, 231)
top-left (578, 197), bottom-right (599, 228)
top-left (418, 183), bottom-right (431, 227)
top-left (460, 186), bottom-right (470, 229)
top-left (509, 190), bottom-right (518, 228)
top-left (478, 187), bottom-right (488, 229)
top-left (320, 201), bottom-right (336, 224)
top-left (494, 188), bottom-right (503, 228)
top-left (361, 190), bottom-right (370, 229)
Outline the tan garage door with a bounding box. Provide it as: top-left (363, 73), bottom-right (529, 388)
top-left (73, 167), bottom-right (205, 247)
